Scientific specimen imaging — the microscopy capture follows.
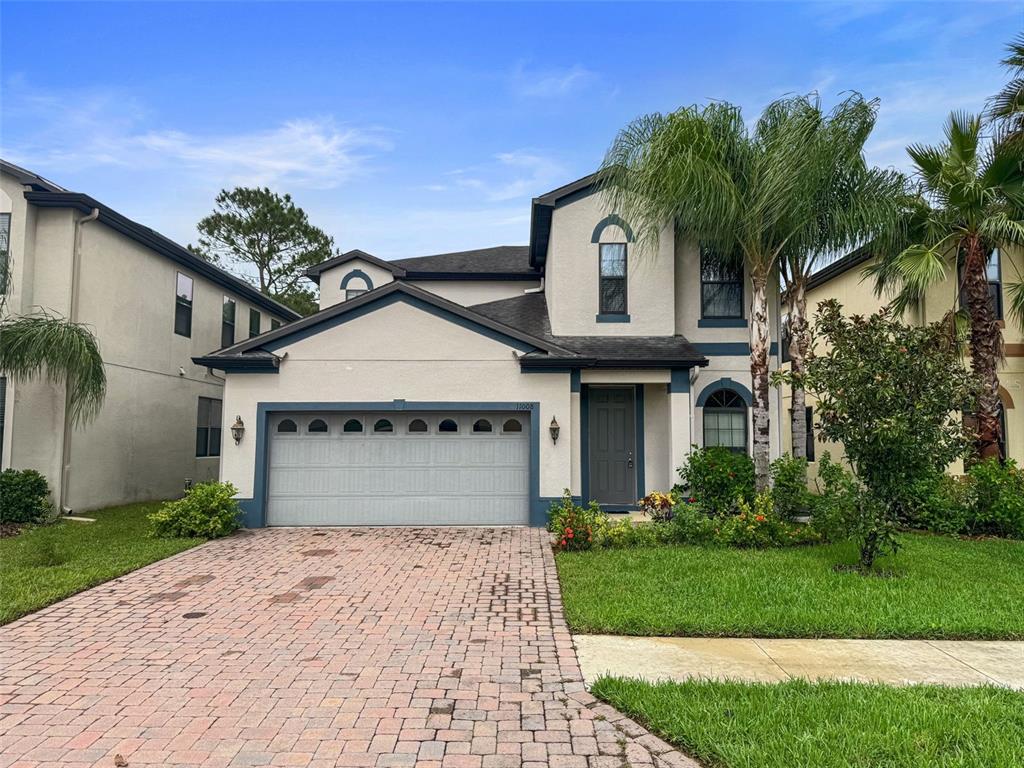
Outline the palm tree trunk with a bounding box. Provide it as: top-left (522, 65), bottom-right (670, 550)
top-left (789, 277), bottom-right (808, 461)
top-left (750, 270), bottom-right (772, 490)
top-left (962, 239), bottom-right (1004, 461)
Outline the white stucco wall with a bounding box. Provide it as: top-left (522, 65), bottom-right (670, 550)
top-left (317, 260), bottom-right (397, 309)
top-left (407, 280), bottom-right (540, 307)
top-left (546, 192), bottom-right (675, 336)
top-left (219, 300), bottom-right (574, 504)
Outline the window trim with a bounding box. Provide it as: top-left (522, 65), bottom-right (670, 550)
top-left (249, 308), bottom-right (261, 339)
top-left (174, 272), bottom-right (194, 338)
top-left (700, 247), bottom-right (744, 320)
top-left (598, 242), bottom-right (628, 316)
top-left (221, 296), bottom-right (236, 348)
top-left (196, 396), bottom-right (223, 457)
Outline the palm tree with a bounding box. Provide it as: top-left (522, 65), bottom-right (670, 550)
top-left (602, 93), bottom-right (903, 488)
top-left (868, 112), bottom-right (1024, 460)
top-left (0, 256), bottom-right (106, 426)
top-left (989, 33), bottom-right (1024, 145)
top-left (779, 97), bottom-right (905, 461)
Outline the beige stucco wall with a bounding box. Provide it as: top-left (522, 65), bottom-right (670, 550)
top-left (219, 299), bottom-right (576, 502)
top-left (407, 280), bottom-right (540, 307)
top-left (317, 259), bottom-right (397, 309)
top-left (1, 170), bottom-right (291, 509)
top-left (545, 192), bottom-right (675, 336)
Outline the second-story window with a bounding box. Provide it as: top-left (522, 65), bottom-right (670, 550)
top-left (959, 249), bottom-right (1003, 320)
top-left (271, 318), bottom-right (281, 330)
top-left (599, 243), bottom-right (627, 315)
top-left (221, 296), bottom-right (236, 347)
top-left (174, 272), bottom-right (193, 337)
top-left (249, 308), bottom-right (261, 338)
top-left (701, 247), bottom-right (743, 319)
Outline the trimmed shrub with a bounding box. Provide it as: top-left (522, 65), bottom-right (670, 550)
top-left (964, 459), bottom-right (1024, 538)
top-left (0, 469), bottom-right (53, 525)
top-left (677, 446), bottom-right (755, 516)
top-left (669, 500), bottom-right (718, 545)
top-left (769, 454), bottom-right (812, 519)
top-left (149, 481), bottom-right (241, 539)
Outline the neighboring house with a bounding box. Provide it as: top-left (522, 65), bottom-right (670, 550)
top-left (780, 246), bottom-right (1023, 477)
top-left (197, 173), bottom-right (784, 527)
top-left (0, 161), bottom-right (298, 512)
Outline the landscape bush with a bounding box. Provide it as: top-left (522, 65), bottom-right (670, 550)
top-left (769, 454), bottom-right (812, 519)
top-left (677, 446), bottom-right (755, 516)
top-left (148, 481), bottom-right (241, 539)
top-left (964, 459), bottom-right (1024, 539)
top-left (0, 469), bottom-right (53, 526)
top-left (548, 490), bottom-right (607, 551)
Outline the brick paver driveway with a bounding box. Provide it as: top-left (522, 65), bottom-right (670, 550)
top-left (1, 528), bottom-right (696, 768)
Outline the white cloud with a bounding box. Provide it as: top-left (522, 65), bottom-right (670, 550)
top-left (1, 82), bottom-right (389, 190)
top-left (440, 149), bottom-right (567, 202)
top-left (512, 63), bottom-right (597, 98)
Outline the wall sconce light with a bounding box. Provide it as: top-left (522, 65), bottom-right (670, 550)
top-left (230, 416), bottom-right (245, 445)
top-left (549, 416), bottom-right (560, 444)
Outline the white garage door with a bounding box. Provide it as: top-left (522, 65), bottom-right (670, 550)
top-left (266, 411), bottom-right (530, 526)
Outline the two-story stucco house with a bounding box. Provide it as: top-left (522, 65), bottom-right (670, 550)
top-left (0, 161), bottom-right (298, 512)
top-left (197, 173), bottom-right (783, 527)
top-left (780, 246), bottom-right (1023, 477)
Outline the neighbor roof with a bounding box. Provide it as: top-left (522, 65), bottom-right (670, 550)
top-left (471, 292), bottom-right (708, 369)
top-left (806, 245), bottom-right (875, 291)
top-left (304, 245), bottom-right (539, 284)
top-left (304, 249), bottom-right (406, 284)
top-left (3, 160), bottom-right (301, 321)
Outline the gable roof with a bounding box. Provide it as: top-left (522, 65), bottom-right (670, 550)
top-left (303, 249), bottom-right (406, 284)
top-left (193, 281), bottom-right (575, 370)
top-left (3, 160), bottom-right (301, 321)
top-left (529, 172), bottom-right (602, 270)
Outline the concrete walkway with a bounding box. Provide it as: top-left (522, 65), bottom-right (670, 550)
top-left (575, 635), bottom-right (1024, 689)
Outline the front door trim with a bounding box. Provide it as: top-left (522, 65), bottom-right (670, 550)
top-left (580, 384), bottom-right (645, 511)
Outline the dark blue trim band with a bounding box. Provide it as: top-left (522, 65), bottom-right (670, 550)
top-left (595, 313), bottom-right (631, 323)
top-left (696, 378), bottom-right (753, 407)
top-left (590, 214), bottom-right (635, 243)
top-left (669, 369), bottom-right (690, 394)
top-left (694, 342), bottom-right (779, 356)
top-left (698, 318), bottom-right (747, 328)
top-left (243, 401), bottom-right (543, 528)
top-left (570, 369), bottom-right (581, 393)
top-left (341, 269), bottom-right (374, 291)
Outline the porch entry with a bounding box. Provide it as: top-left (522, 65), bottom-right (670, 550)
top-left (586, 386), bottom-right (639, 507)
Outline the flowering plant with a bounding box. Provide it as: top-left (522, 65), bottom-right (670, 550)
top-left (548, 489), bottom-right (608, 551)
top-left (639, 491), bottom-right (677, 522)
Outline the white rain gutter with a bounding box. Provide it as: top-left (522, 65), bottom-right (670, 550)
top-left (59, 207), bottom-right (99, 514)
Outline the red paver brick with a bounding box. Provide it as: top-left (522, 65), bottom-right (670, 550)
top-left (0, 528), bottom-right (699, 768)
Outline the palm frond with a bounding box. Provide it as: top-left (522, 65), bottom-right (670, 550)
top-left (1006, 279), bottom-right (1024, 334)
top-left (0, 312), bottom-right (107, 424)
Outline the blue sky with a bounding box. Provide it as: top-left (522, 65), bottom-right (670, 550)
top-left (3, 1), bottom-right (1023, 261)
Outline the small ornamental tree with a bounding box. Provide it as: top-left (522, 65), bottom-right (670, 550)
top-left (778, 300), bottom-right (977, 568)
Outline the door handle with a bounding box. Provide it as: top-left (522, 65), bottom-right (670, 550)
top-left (627, 451), bottom-right (634, 469)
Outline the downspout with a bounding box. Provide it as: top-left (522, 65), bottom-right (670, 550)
top-left (523, 277), bottom-right (544, 294)
top-left (58, 207), bottom-right (99, 514)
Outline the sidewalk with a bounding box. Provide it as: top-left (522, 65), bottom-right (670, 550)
top-left (575, 635), bottom-right (1024, 688)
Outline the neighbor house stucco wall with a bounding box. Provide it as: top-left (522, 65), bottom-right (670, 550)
top-left (218, 300), bottom-right (575, 509)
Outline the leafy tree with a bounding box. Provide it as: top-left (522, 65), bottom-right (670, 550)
top-left (602, 93), bottom-right (903, 488)
top-left (867, 112), bottom-right (1024, 461)
top-left (781, 300), bottom-right (977, 568)
top-left (989, 33), bottom-right (1024, 145)
top-left (193, 187), bottom-right (333, 316)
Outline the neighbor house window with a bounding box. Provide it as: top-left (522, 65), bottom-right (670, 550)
top-left (998, 402), bottom-right (1008, 462)
top-left (598, 243), bottom-right (627, 315)
top-left (0, 213), bottom-right (10, 294)
top-left (700, 247), bottom-right (743, 318)
top-left (196, 397), bottom-right (222, 457)
top-left (780, 313), bottom-right (792, 363)
top-left (221, 297), bottom-right (236, 347)
top-left (271, 318), bottom-right (282, 330)
top-left (174, 273), bottom-right (194, 337)
top-left (958, 249), bottom-right (1003, 320)
top-left (249, 308), bottom-right (261, 338)
top-left (805, 406), bottom-right (815, 462)
top-left (703, 388), bottom-right (747, 453)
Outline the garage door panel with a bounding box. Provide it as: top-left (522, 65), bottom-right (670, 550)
top-left (267, 411), bottom-right (530, 525)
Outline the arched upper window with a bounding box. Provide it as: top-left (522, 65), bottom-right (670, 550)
top-left (307, 418), bottom-right (328, 433)
top-left (502, 418), bottom-right (523, 434)
top-left (408, 418), bottom-right (428, 433)
top-left (598, 243), bottom-right (627, 316)
top-left (703, 388), bottom-right (747, 453)
top-left (472, 418), bottom-right (493, 433)
top-left (438, 418), bottom-right (459, 433)
top-left (373, 418), bottom-right (394, 433)
top-left (343, 418), bottom-right (363, 433)
top-left (277, 419), bottom-right (298, 433)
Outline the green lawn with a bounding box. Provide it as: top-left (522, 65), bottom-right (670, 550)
top-left (593, 676), bottom-right (1024, 768)
top-left (556, 534), bottom-right (1024, 639)
top-left (0, 502), bottom-right (202, 625)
